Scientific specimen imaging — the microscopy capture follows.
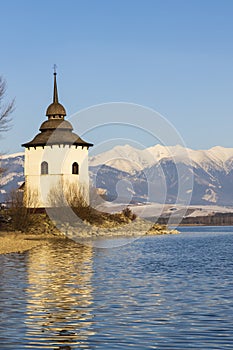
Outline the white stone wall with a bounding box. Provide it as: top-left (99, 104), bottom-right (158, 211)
top-left (24, 145), bottom-right (90, 207)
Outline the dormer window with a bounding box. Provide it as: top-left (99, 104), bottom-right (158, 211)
top-left (41, 161), bottom-right (48, 174)
top-left (72, 162), bottom-right (79, 174)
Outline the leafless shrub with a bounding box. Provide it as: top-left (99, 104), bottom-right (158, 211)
top-left (65, 182), bottom-right (89, 208)
top-left (122, 207), bottom-right (137, 221)
top-left (7, 188), bottom-right (39, 231)
top-left (47, 181), bottom-right (88, 207)
top-left (47, 181), bottom-right (90, 225)
top-left (47, 180), bottom-right (137, 227)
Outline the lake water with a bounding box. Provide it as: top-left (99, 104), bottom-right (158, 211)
top-left (1, 227), bottom-right (233, 349)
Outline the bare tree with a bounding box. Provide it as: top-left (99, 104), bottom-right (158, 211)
top-left (0, 75), bottom-right (15, 180)
top-left (0, 75), bottom-right (15, 133)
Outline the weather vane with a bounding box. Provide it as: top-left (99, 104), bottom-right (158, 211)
top-left (53, 64), bottom-right (57, 74)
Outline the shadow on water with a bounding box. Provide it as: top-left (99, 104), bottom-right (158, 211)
top-left (0, 239), bottom-right (94, 349)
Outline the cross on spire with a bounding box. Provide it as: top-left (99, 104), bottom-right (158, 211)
top-left (53, 64), bottom-right (57, 75)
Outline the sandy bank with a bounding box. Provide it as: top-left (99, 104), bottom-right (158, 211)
top-left (0, 232), bottom-right (60, 255)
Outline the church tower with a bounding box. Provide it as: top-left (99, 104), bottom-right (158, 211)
top-left (22, 71), bottom-right (93, 208)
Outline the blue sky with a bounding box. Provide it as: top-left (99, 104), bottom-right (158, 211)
top-left (1, 0), bottom-right (233, 154)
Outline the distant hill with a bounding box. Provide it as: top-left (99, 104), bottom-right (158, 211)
top-left (1, 144), bottom-right (233, 206)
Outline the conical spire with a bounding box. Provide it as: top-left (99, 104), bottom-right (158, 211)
top-left (22, 68), bottom-right (94, 149)
top-left (53, 72), bottom-right (58, 103)
top-left (46, 69), bottom-right (66, 118)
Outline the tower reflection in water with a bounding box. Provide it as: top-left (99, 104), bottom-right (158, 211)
top-left (25, 239), bottom-right (94, 349)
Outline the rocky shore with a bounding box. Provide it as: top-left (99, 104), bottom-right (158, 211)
top-left (0, 219), bottom-right (179, 255)
top-left (60, 219), bottom-right (179, 240)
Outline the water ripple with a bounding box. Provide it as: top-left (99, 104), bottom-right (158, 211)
top-left (0, 229), bottom-right (233, 349)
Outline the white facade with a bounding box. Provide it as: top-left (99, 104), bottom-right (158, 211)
top-left (24, 145), bottom-right (89, 207)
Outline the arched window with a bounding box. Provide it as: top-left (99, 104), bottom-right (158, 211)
top-left (72, 162), bottom-right (79, 175)
top-left (41, 161), bottom-right (48, 175)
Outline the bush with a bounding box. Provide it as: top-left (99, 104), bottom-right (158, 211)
top-left (7, 189), bottom-right (39, 232)
top-left (122, 207), bottom-right (137, 221)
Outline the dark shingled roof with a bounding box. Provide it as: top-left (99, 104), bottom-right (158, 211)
top-left (22, 73), bottom-right (93, 149)
top-left (22, 129), bottom-right (93, 148)
top-left (39, 119), bottom-right (73, 131)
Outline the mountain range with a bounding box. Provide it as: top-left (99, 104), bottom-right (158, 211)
top-left (1, 144), bottom-right (233, 206)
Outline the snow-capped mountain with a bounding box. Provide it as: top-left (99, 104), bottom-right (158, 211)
top-left (0, 152), bottom-right (24, 202)
top-left (90, 144), bottom-right (233, 174)
top-left (1, 145), bottom-right (233, 205)
top-left (90, 144), bottom-right (233, 205)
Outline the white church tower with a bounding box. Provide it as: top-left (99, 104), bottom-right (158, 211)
top-left (22, 71), bottom-right (93, 208)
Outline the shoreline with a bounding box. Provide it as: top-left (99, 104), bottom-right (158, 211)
top-left (0, 231), bottom-right (65, 255)
top-left (2, 222), bottom-right (232, 255)
top-left (0, 224), bottom-right (178, 255)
